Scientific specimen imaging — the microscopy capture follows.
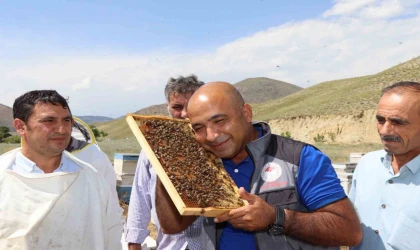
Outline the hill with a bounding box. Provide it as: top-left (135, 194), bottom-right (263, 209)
top-left (101, 77), bottom-right (301, 139)
top-left (95, 118), bottom-right (132, 139)
top-left (131, 77), bottom-right (301, 117)
top-left (253, 56), bottom-right (420, 121)
top-left (0, 104), bottom-right (14, 132)
top-left (252, 56), bottom-right (420, 144)
top-left (134, 104), bottom-right (168, 116)
top-left (76, 115), bottom-right (114, 124)
top-left (234, 77), bottom-right (302, 104)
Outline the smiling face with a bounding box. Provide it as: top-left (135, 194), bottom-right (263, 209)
top-left (167, 92), bottom-right (193, 119)
top-left (14, 102), bottom-right (73, 157)
top-left (188, 82), bottom-right (255, 164)
top-left (376, 91), bottom-right (420, 160)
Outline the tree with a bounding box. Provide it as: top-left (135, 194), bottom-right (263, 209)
top-left (0, 126), bottom-right (12, 143)
top-left (89, 125), bottom-right (108, 139)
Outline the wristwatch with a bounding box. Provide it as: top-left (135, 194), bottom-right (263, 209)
top-left (267, 206), bottom-right (285, 236)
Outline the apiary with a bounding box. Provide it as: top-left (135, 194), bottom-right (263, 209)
top-left (126, 114), bottom-right (246, 217)
top-left (114, 153), bottom-right (138, 175)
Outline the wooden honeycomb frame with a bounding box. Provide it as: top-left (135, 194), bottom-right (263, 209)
top-left (126, 114), bottom-right (246, 217)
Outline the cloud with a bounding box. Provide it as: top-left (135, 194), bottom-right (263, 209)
top-left (72, 77), bottom-right (93, 91)
top-left (323, 0), bottom-right (378, 17)
top-left (323, 0), bottom-right (420, 19)
top-left (1, 3), bottom-right (420, 117)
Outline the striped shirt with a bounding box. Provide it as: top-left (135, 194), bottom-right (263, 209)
top-left (125, 150), bottom-right (189, 250)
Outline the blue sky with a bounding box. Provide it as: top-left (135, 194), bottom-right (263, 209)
top-left (1, 0), bottom-right (420, 117)
top-left (0, 0), bottom-right (331, 55)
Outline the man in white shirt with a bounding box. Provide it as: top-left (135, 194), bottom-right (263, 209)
top-left (125, 75), bottom-right (204, 250)
top-left (0, 90), bottom-right (123, 250)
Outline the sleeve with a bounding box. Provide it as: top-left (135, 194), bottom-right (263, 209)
top-left (124, 150), bottom-right (153, 244)
top-left (105, 185), bottom-right (124, 250)
top-left (91, 145), bottom-right (118, 200)
top-left (95, 165), bottom-right (123, 250)
top-left (348, 160), bottom-right (360, 203)
top-left (296, 145), bottom-right (347, 211)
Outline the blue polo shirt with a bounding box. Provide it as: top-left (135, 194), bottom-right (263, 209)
top-left (218, 127), bottom-right (346, 250)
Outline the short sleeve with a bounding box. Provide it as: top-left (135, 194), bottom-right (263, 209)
top-left (296, 145), bottom-right (346, 211)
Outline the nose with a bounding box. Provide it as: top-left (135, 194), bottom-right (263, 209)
top-left (378, 120), bottom-right (393, 135)
top-left (206, 126), bottom-right (220, 142)
top-left (56, 121), bottom-right (68, 134)
top-left (180, 107), bottom-right (188, 119)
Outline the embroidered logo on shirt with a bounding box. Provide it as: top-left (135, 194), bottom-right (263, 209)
top-left (261, 162), bottom-right (282, 182)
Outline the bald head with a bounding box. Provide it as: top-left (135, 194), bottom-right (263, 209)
top-left (187, 81), bottom-right (255, 163)
top-left (188, 82), bottom-right (244, 115)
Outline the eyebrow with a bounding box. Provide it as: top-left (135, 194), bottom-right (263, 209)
top-left (208, 114), bottom-right (227, 121)
top-left (191, 114), bottom-right (227, 128)
top-left (389, 117), bottom-right (409, 125)
top-left (376, 115), bottom-right (409, 124)
top-left (39, 115), bottom-right (72, 120)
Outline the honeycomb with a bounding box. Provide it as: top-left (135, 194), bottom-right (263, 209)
top-left (134, 116), bottom-right (244, 209)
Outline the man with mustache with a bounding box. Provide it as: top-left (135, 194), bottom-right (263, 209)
top-left (125, 75), bottom-right (204, 250)
top-left (156, 82), bottom-right (362, 250)
top-left (0, 90), bottom-right (123, 249)
top-left (349, 81), bottom-right (420, 250)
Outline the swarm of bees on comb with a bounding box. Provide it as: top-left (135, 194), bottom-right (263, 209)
top-left (139, 117), bottom-right (244, 209)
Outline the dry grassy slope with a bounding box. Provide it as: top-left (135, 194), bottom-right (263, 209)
top-left (0, 104), bottom-right (14, 132)
top-left (253, 56), bottom-right (420, 121)
top-left (256, 56), bottom-right (420, 143)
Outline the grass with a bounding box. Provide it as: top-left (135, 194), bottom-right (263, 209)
top-left (0, 143), bottom-right (20, 155)
top-left (253, 56), bottom-right (420, 121)
top-left (97, 138), bottom-right (141, 161)
top-left (315, 143), bottom-right (383, 163)
top-left (90, 56), bottom-right (420, 140)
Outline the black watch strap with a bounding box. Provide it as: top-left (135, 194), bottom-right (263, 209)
top-left (275, 206), bottom-right (285, 226)
top-left (267, 207), bottom-right (285, 236)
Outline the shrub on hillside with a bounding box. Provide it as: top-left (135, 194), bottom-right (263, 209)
top-left (328, 132), bottom-right (337, 142)
top-left (4, 135), bottom-right (21, 144)
top-left (313, 134), bottom-right (326, 143)
top-left (280, 131), bottom-right (292, 138)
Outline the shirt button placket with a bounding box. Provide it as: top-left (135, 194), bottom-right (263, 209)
top-left (388, 179), bottom-right (393, 184)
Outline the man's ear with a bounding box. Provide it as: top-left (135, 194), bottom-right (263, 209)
top-left (13, 119), bottom-right (26, 136)
top-left (242, 104), bottom-right (253, 123)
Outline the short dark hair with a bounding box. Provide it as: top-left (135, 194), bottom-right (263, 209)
top-left (164, 74), bottom-right (204, 101)
top-left (13, 90), bottom-right (72, 123)
top-left (382, 81), bottom-right (420, 96)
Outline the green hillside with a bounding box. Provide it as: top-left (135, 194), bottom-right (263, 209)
top-left (95, 118), bottom-right (132, 139)
top-left (253, 56), bottom-right (420, 121)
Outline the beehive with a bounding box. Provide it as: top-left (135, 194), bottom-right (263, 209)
top-left (126, 114), bottom-right (246, 217)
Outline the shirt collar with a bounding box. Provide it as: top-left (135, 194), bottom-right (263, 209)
top-left (381, 151), bottom-right (420, 175)
top-left (15, 151), bottom-right (66, 174)
top-left (15, 151), bottom-right (38, 173)
top-left (406, 154), bottom-right (420, 174)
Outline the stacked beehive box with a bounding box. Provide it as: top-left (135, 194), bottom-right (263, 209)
top-left (114, 153), bottom-right (139, 203)
top-left (332, 153), bottom-right (364, 194)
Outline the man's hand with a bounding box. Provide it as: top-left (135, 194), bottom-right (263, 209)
top-left (214, 187), bottom-right (276, 231)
